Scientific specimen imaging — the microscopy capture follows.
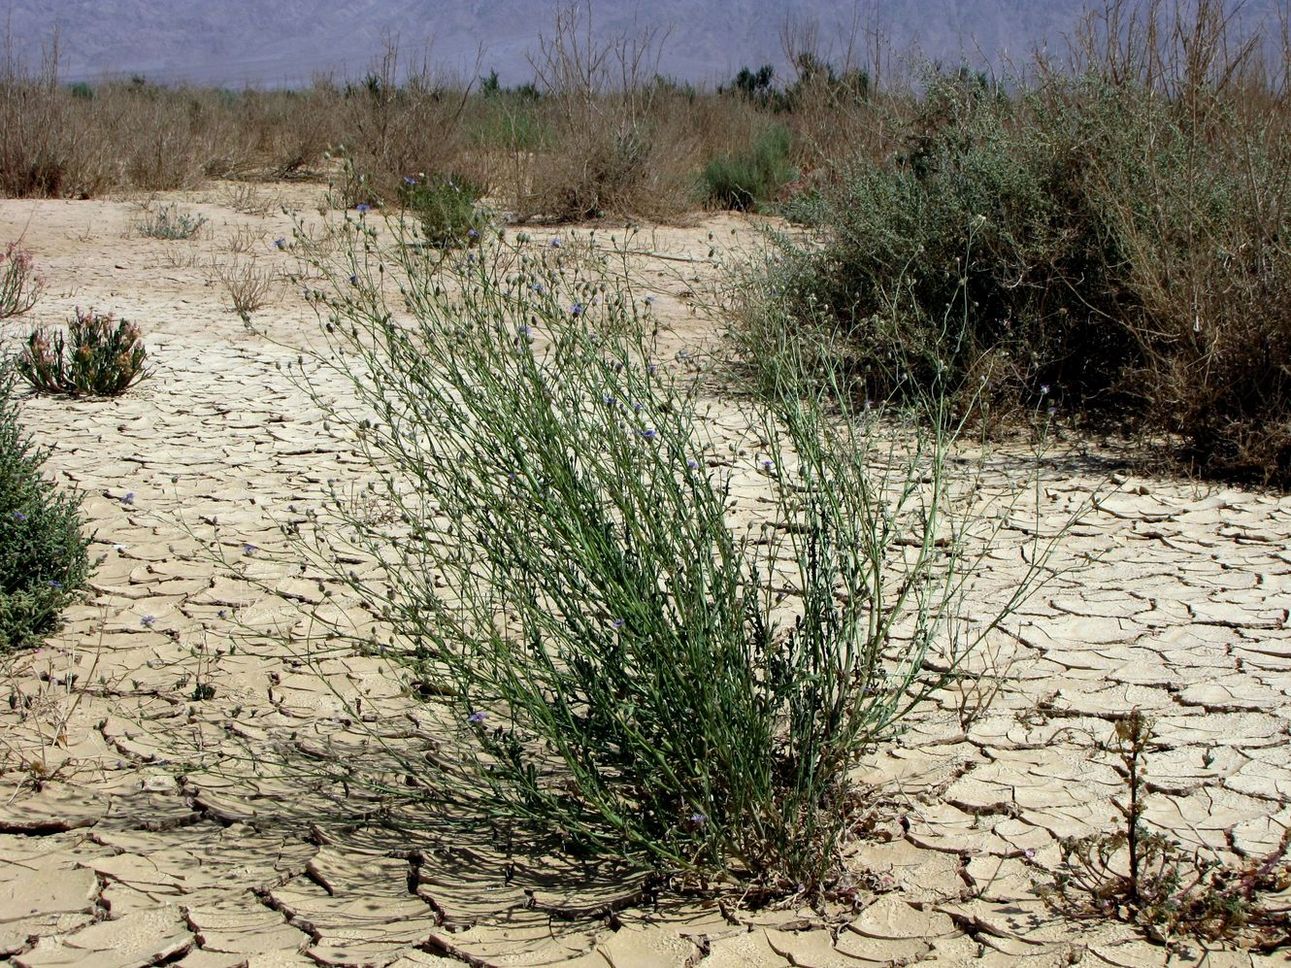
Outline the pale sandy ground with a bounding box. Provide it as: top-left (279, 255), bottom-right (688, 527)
top-left (0, 187), bottom-right (1287, 967)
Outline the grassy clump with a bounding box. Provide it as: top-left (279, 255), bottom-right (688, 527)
top-left (18, 308), bottom-right (149, 397)
top-left (0, 363), bottom-right (92, 653)
top-left (283, 222), bottom-right (1056, 894)
top-left (701, 124), bottom-right (795, 211)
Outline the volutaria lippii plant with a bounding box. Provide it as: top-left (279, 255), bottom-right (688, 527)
top-left (281, 211), bottom-right (1068, 899)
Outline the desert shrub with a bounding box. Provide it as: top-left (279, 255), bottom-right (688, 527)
top-left (0, 242), bottom-right (44, 318)
top-left (0, 362), bottom-right (92, 653)
top-left (132, 202), bottom-right (208, 240)
top-left (763, 53), bottom-right (1291, 485)
top-left (18, 308), bottom-right (149, 396)
top-left (701, 123), bottom-right (794, 210)
top-left (281, 222), bottom-right (1057, 893)
top-left (213, 257), bottom-right (276, 318)
top-left (397, 173), bottom-right (488, 248)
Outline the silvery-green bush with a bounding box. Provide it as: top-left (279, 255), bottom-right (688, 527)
top-left (287, 217), bottom-right (1055, 892)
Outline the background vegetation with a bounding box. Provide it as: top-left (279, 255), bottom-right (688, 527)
top-left (1, 0), bottom-right (1287, 487)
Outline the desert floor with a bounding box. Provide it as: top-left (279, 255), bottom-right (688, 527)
top-left (0, 187), bottom-right (1288, 968)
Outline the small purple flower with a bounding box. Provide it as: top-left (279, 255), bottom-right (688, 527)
top-left (403, 175), bottom-right (418, 186)
top-left (689, 812), bottom-right (707, 827)
top-left (549, 238), bottom-right (562, 248)
top-left (610, 618), bottom-right (625, 630)
top-left (467, 227), bottom-right (479, 239)
top-left (121, 491), bottom-right (135, 506)
top-left (47, 580), bottom-right (62, 590)
top-left (243, 542), bottom-right (258, 555)
top-left (140, 615), bottom-right (156, 628)
top-left (686, 458), bottom-right (699, 470)
top-left (217, 609), bottom-right (228, 620)
top-left (12, 510), bottom-right (27, 522)
top-left (570, 302), bottom-right (584, 317)
top-left (467, 710), bottom-right (487, 725)
top-left (1039, 384), bottom-right (1050, 396)
top-left (639, 428), bottom-right (658, 441)
top-left (355, 203), bottom-right (371, 213)
top-left (530, 282), bottom-right (546, 295)
top-left (274, 237), bottom-right (287, 250)
top-left (1024, 847), bottom-right (1037, 860)
top-left (348, 274), bottom-right (358, 286)
top-left (517, 324), bottom-right (533, 339)
top-left (644, 295), bottom-right (655, 305)
top-left (761, 459), bottom-right (775, 472)
top-left (646, 363), bottom-right (657, 376)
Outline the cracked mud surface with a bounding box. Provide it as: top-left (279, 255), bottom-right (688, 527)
top-left (1, 189), bottom-right (1288, 966)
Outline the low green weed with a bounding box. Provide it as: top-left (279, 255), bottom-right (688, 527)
top-left (1043, 710), bottom-right (1290, 947)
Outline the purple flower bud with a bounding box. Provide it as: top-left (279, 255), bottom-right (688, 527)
top-left (640, 428), bottom-right (658, 441)
top-left (610, 618), bottom-right (625, 630)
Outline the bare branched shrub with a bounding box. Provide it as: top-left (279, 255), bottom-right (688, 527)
top-left (213, 256), bottom-right (277, 317)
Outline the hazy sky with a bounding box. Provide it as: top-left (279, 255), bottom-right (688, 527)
top-left (7, 1), bottom-right (1281, 88)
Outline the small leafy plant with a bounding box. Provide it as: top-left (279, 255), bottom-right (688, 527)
top-left (397, 173), bottom-right (488, 248)
top-left (0, 242), bottom-right (44, 319)
top-left (18, 308), bottom-right (149, 397)
top-left (1043, 710), bottom-right (1291, 947)
top-left (0, 362), bottom-right (92, 653)
top-left (133, 203), bottom-right (208, 240)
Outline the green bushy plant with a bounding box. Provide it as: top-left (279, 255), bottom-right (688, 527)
top-left (396, 173), bottom-right (488, 248)
top-left (279, 221), bottom-right (1059, 894)
top-left (766, 66), bottom-right (1291, 485)
top-left (18, 308), bottom-right (149, 397)
top-left (701, 123), bottom-right (795, 211)
top-left (0, 362), bottom-right (92, 653)
top-left (0, 242), bottom-right (44, 319)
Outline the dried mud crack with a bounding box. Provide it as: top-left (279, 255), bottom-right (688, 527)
top-left (1, 193), bottom-right (1288, 965)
